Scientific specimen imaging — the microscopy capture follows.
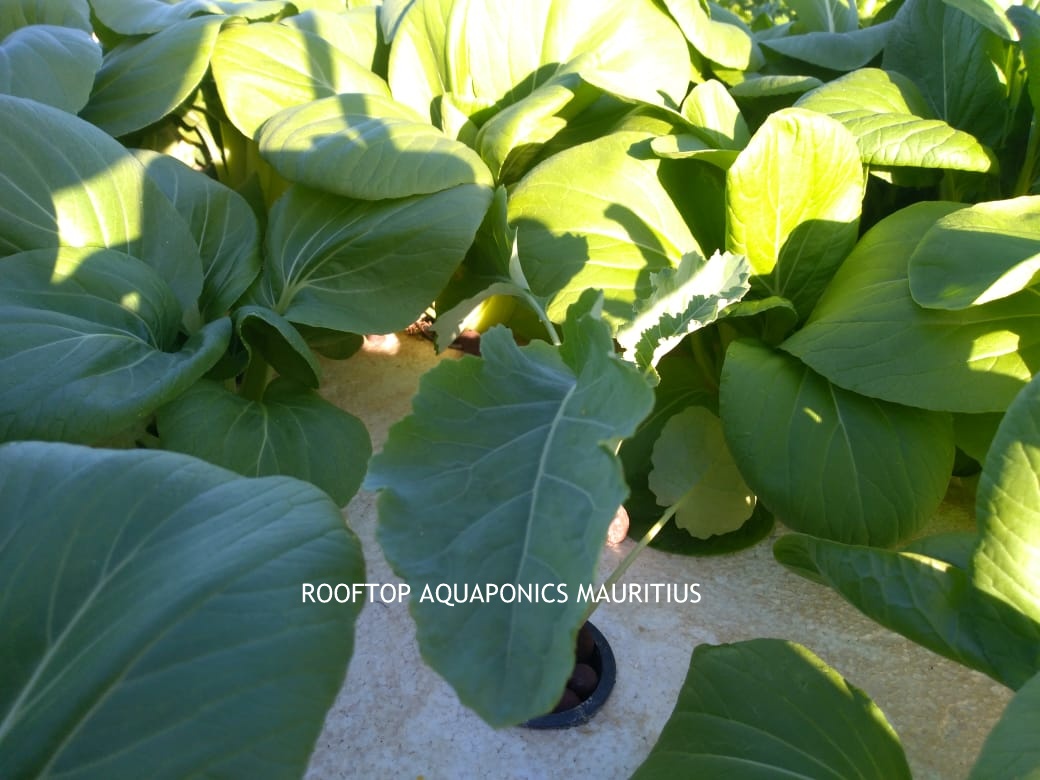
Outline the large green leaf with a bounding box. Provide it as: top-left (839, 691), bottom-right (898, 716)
top-left (0, 441), bottom-right (364, 778)
top-left (725, 107), bottom-right (863, 319)
top-left (662, 0), bottom-right (761, 70)
top-left (759, 22), bottom-right (891, 71)
top-left (788, 0), bottom-right (859, 32)
top-left (0, 247), bottom-right (230, 444)
top-left (0, 95), bottom-right (204, 314)
top-left (157, 378), bottom-right (371, 505)
top-left (973, 371), bottom-right (1040, 625)
top-left (679, 79), bottom-right (750, 150)
top-left (261, 182), bottom-right (492, 334)
top-left (783, 202), bottom-right (1040, 413)
top-left (388, 0), bottom-right (690, 125)
top-left (211, 22), bottom-right (390, 139)
top-left (366, 292), bottom-right (654, 726)
top-left (774, 534), bottom-right (1040, 689)
top-left (883, 0), bottom-right (1007, 148)
top-left (234, 304), bottom-right (321, 388)
top-left (80, 16), bottom-right (226, 138)
top-left (970, 671), bottom-right (1040, 780)
top-left (473, 71), bottom-right (601, 183)
top-left (90, 0), bottom-right (287, 35)
top-left (0, 24), bottom-right (100, 112)
top-left (1009, 6), bottom-right (1040, 119)
top-left (795, 68), bottom-right (995, 172)
top-left (0, 0), bottom-right (91, 35)
top-left (509, 131), bottom-right (703, 328)
top-left (134, 150), bottom-right (261, 322)
top-left (943, 0), bottom-right (1019, 41)
top-left (721, 340), bottom-right (954, 545)
top-left (631, 639), bottom-right (911, 779)
top-left (258, 93), bottom-right (493, 199)
top-left (282, 6), bottom-right (387, 74)
top-left (908, 196), bottom-right (1040, 309)
top-left (648, 406), bottom-right (757, 539)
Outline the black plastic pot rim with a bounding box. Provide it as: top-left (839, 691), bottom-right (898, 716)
top-left (522, 620), bottom-right (616, 730)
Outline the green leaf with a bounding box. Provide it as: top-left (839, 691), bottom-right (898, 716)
top-left (908, 197), bottom-right (1040, 309)
top-left (0, 25), bottom-right (100, 112)
top-left (973, 371), bottom-right (1040, 625)
top-left (631, 639), bottom-right (911, 779)
top-left (883, 0), bottom-right (1008, 148)
top-left (157, 378), bottom-right (370, 505)
top-left (473, 72), bottom-right (601, 183)
top-left (384, 0), bottom-right (453, 124)
top-left (282, 6), bottom-right (387, 74)
top-left (795, 68), bottom-right (996, 172)
top-left (679, 79), bottom-right (750, 150)
top-left (721, 341), bottom-right (954, 545)
top-left (725, 107), bottom-right (863, 319)
top-left (366, 292), bottom-right (654, 726)
top-left (80, 16), bottom-right (225, 138)
top-left (970, 671), bottom-right (1040, 779)
top-left (0, 0), bottom-right (91, 35)
top-left (0, 247), bottom-right (230, 444)
top-left (616, 250), bottom-right (751, 379)
top-left (783, 202), bottom-right (1040, 413)
top-left (262, 183), bottom-right (492, 334)
top-left (211, 22), bottom-right (390, 139)
top-left (509, 131), bottom-right (703, 328)
top-left (1009, 6), bottom-right (1040, 118)
top-left (0, 95), bottom-right (204, 314)
top-left (760, 21), bottom-right (891, 70)
top-left (134, 150), bottom-right (261, 322)
top-left (234, 305), bottom-right (321, 389)
top-left (788, 0), bottom-right (859, 32)
top-left (719, 295), bottom-right (799, 345)
top-left (728, 75), bottom-right (824, 98)
top-left (648, 406), bottom-right (757, 539)
top-left (774, 533), bottom-right (1040, 689)
top-left (649, 135), bottom-right (740, 169)
top-left (662, 0), bottom-right (761, 70)
top-left (389, 0), bottom-right (690, 125)
top-left (943, 0), bottom-right (1018, 41)
top-left (0, 441), bottom-right (363, 777)
top-left (258, 93), bottom-right (493, 199)
top-left (89, 0), bottom-right (287, 35)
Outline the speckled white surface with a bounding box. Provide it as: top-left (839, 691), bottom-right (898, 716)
top-left (309, 334), bottom-right (1011, 780)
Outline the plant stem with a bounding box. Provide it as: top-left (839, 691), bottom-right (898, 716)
top-left (239, 356), bottom-right (269, 402)
top-left (583, 502), bottom-right (680, 621)
top-left (521, 290), bottom-right (562, 346)
top-left (1014, 119), bottom-right (1040, 197)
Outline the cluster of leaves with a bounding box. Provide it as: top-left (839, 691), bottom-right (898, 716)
top-left (1, 0), bottom-right (1039, 775)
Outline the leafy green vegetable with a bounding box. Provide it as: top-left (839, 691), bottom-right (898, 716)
top-left (974, 370), bottom-right (1040, 625)
top-left (81, 15), bottom-right (226, 138)
top-left (795, 68), bottom-right (996, 171)
top-left (260, 182), bottom-right (492, 334)
top-left (969, 671), bottom-right (1040, 779)
top-left (0, 247), bottom-right (229, 443)
top-left (510, 131), bottom-right (704, 327)
top-left (0, 441), bottom-right (364, 778)
top-left (0, 95), bottom-right (204, 314)
top-left (366, 292), bottom-right (653, 726)
top-left (134, 150), bottom-right (261, 322)
top-left (631, 639), bottom-right (912, 779)
top-left (726, 107), bottom-right (863, 319)
top-left (774, 534), bottom-right (1040, 688)
top-left (258, 92), bottom-right (493, 198)
top-left (721, 340), bottom-right (954, 545)
top-left (648, 406), bottom-right (756, 539)
top-left (908, 196), bottom-right (1040, 309)
top-left (783, 202), bottom-right (1040, 413)
top-left (212, 22), bottom-right (390, 139)
top-left (0, 24), bottom-right (100, 112)
top-left (157, 377), bottom-right (371, 505)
